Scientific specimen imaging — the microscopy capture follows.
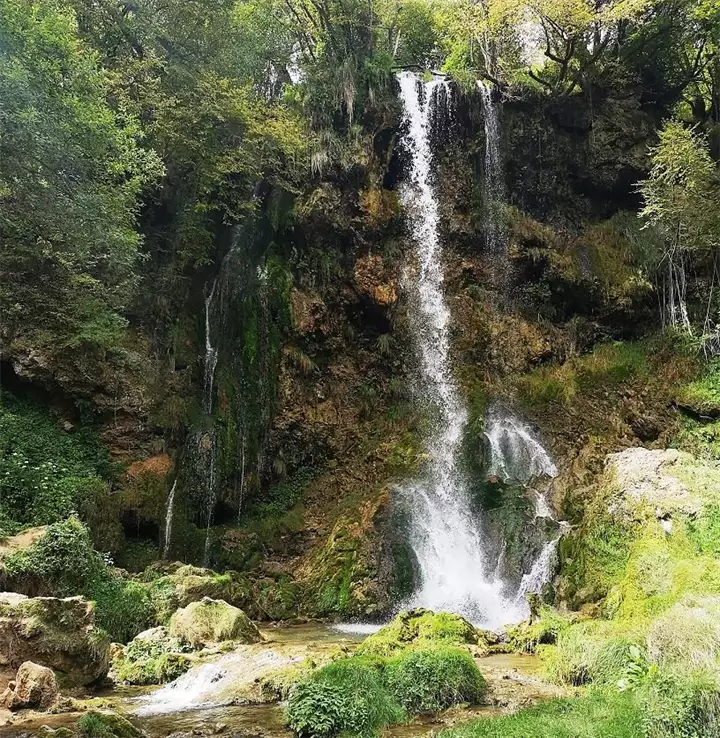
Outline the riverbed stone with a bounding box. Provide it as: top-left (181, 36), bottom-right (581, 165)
top-left (168, 597), bottom-right (262, 648)
top-left (0, 593), bottom-right (109, 686)
top-left (13, 661), bottom-right (58, 709)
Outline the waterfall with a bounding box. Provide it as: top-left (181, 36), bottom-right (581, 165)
top-left (477, 81), bottom-right (506, 257)
top-left (396, 72), bottom-right (522, 628)
top-left (162, 479), bottom-right (177, 559)
top-left (201, 279), bottom-right (219, 565)
top-left (203, 280), bottom-right (219, 414)
top-left (484, 405), bottom-right (558, 484)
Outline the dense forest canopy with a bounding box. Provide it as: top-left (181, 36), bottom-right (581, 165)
top-left (1, 0), bottom-right (719, 356)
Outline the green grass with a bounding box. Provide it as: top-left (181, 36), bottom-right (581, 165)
top-left (439, 691), bottom-right (643, 738)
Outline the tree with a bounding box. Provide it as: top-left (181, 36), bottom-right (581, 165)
top-left (0, 0), bottom-right (162, 351)
top-left (639, 120), bottom-right (720, 331)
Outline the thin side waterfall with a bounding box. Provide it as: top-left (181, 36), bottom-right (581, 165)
top-left (396, 72), bottom-right (522, 628)
top-left (203, 279), bottom-right (219, 414)
top-left (484, 405), bottom-right (558, 484)
top-left (162, 479), bottom-right (177, 559)
top-left (201, 279), bottom-right (219, 565)
top-left (477, 81), bottom-right (506, 257)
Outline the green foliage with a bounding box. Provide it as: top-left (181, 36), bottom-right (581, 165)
top-left (639, 670), bottom-right (720, 738)
top-left (508, 607), bottom-right (571, 653)
top-left (3, 517), bottom-right (110, 595)
top-left (385, 646), bottom-right (486, 714)
top-left (438, 690), bottom-right (644, 738)
top-left (676, 361), bottom-right (720, 415)
top-left (286, 657), bottom-right (405, 738)
top-left (2, 517), bottom-right (152, 642)
top-left (0, 0), bottom-right (162, 349)
top-left (358, 609), bottom-right (478, 657)
top-left (0, 393), bottom-right (110, 532)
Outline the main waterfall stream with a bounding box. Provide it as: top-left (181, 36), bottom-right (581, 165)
top-left (396, 73), bottom-right (558, 629)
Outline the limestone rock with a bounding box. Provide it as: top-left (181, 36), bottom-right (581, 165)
top-left (0, 593), bottom-right (109, 685)
top-left (168, 597), bottom-right (262, 648)
top-left (14, 661), bottom-right (58, 709)
top-left (605, 447), bottom-right (720, 519)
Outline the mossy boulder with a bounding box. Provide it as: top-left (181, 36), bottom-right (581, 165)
top-left (112, 626), bottom-right (191, 685)
top-left (76, 709), bottom-right (144, 738)
top-left (357, 609), bottom-right (478, 657)
top-left (0, 593), bottom-right (109, 685)
top-left (168, 597), bottom-right (262, 648)
top-left (146, 565), bottom-right (252, 624)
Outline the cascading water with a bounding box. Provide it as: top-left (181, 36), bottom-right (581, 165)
top-left (484, 405), bottom-right (558, 484)
top-left (200, 279), bottom-right (219, 565)
top-left (162, 479), bottom-right (177, 559)
top-left (396, 71), bottom-right (521, 628)
top-left (483, 403), bottom-right (562, 608)
top-left (477, 81), bottom-right (506, 258)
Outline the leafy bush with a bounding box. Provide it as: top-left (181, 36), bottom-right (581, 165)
top-left (286, 657), bottom-right (404, 738)
top-left (639, 670), bottom-right (720, 738)
top-left (385, 647), bottom-right (486, 714)
top-left (0, 394), bottom-right (110, 531)
top-left (2, 516), bottom-right (110, 595)
top-left (2, 517), bottom-right (152, 642)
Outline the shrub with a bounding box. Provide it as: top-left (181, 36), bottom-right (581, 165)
top-left (385, 647), bottom-right (486, 714)
top-left (541, 620), bottom-right (647, 687)
top-left (89, 578), bottom-right (154, 645)
top-left (286, 657), bottom-right (404, 738)
top-left (639, 670), bottom-right (720, 738)
top-left (2, 517), bottom-right (109, 596)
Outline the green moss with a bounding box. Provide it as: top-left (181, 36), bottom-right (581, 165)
top-left (507, 607), bottom-right (572, 654)
top-left (438, 690), bottom-right (643, 738)
top-left (168, 597), bottom-right (261, 647)
top-left (76, 710), bottom-right (142, 738)
top-left (116, 651), bottom-right (191, 685)
top-left (358, 610), bottom-right (478, 657)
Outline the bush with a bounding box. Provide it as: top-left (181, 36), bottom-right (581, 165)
top-left (2, 518), bottom-right (153, 643)
top-left (639, 670), bottom-right (720, 738)
top-left (0, 394), bottom-right (110, 530)
top-left (2, 517), bottom-right (109, 596)
top-left (286, 657), bottom-right (404, 738)
top-left (385, 647), bottom-right (486, 714)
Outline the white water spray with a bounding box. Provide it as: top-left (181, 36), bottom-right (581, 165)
top-left (397, 72), bottom-right (523, 628)
top-left (484, 406), bottom-right (558, 484)
top-left (203, 280), bottom-right (219, 414)
top-left (477, 81), bottom-right (506, 256)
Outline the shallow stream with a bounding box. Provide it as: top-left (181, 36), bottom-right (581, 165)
top-left (3, 624), bottom-right (547, 738)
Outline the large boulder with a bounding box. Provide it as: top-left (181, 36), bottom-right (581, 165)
top-left (168, 597), bottom-right (262, 648)
top-left (0, 593), bottom-right (109, 686)
top-left (358, 609), bottom-right (479, 657)
top-left (111, 626), bottom-right (191, 685)
top-left (606, 448), bottom-right (720, 520)
top-left (0, 661), bottom-right (58, 710)
top-left (146, 565), bottom-right (252, 623)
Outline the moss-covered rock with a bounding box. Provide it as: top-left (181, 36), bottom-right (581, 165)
top-left (146, 565), bottom-right (252, 624)
top-left (112, 626), bottom-right (192, 685)
top-left (168, 597), bottom-right (262, 648)
top-left (357, 609), bottom-right (478, 657)
top-left (76, 709), bottom-right (144, 738)
top-left (0, 593), bottom-right (109, 686)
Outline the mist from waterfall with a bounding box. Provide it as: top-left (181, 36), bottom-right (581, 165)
top-left (162, 479), bottom-right (177, 559)
top-left (396, 72), bottom-right (522, 628)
